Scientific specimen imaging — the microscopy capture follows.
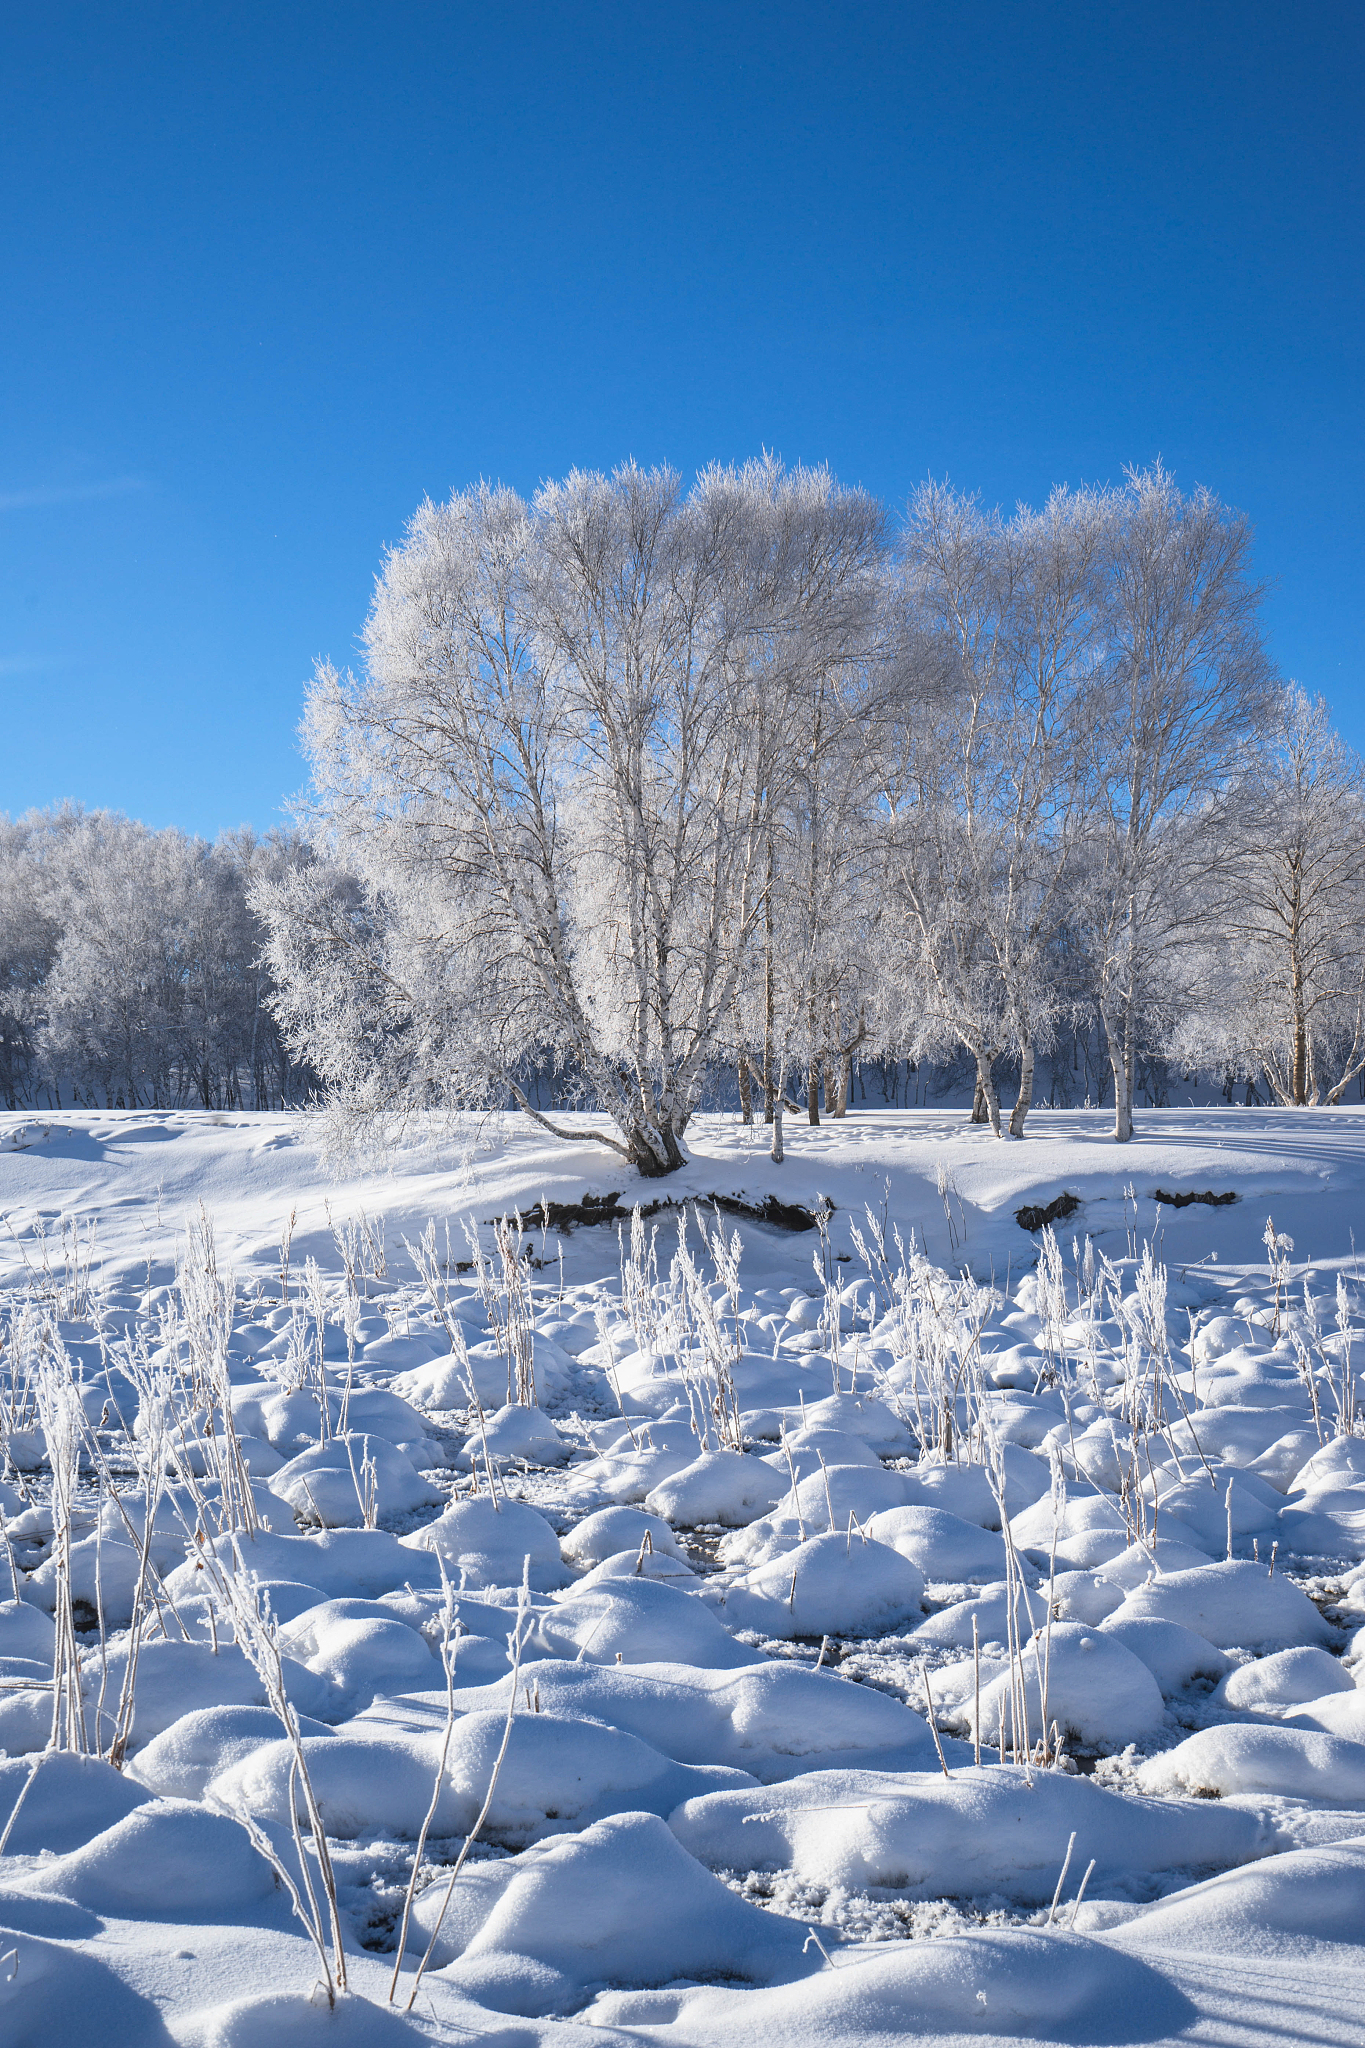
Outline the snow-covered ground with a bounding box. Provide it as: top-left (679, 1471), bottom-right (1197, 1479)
top-left (4, 1105), bottom-right (1365, 2046)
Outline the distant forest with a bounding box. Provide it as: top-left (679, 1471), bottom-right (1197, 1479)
top-left (0, 810), bottom-right (314, 1111)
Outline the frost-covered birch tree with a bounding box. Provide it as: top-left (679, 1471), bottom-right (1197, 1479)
top-left (1177, 689), bottom-right (1365, 1104)
top-left (886, 482), bottom-right (1101, 1137)
top-left (1078, 465), bottom-right (1276, 1139)
top-left (262, 460), bottom-right (884, 1174)
top-left (731, 648), bottom-right (893, 1126)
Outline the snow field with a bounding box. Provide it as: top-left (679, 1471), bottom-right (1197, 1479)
top-left (4, 1106), bottom-right (1365, 2044)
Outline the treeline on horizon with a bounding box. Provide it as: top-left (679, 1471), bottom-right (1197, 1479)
top-left (4, 458), bottom-right (1363, 1160)
top-left (0, 796), bottom-right (1204, 1122)
top-left (0, 812), bottom-right (313, 1112)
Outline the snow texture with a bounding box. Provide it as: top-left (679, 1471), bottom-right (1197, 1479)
top-left (4, 1103), bottom-right (1365, 2045)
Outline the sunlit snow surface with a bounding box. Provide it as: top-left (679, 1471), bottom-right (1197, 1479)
top-left (2, 1105), bottom-right (1365, 2046)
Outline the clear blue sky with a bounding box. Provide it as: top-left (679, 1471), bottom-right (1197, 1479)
top-left (2, 2), bottom-right (1361, 837)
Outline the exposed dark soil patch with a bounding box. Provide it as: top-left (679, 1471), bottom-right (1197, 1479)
top-left (1015, 1192), bottom-right (1081, 1232)
top-left (1154, 1187), bottom-right (1238, 1209)
top-left (496, 1189), bottom-right (825, 1234)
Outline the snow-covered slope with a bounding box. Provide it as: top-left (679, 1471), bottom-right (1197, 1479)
top-left (3, 1101), bottom-right (1363, 1290)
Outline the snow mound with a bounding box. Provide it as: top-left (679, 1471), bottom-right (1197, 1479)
top-left (535, 1576), bottom-right (763, 1668)
top-left (1189, 1403), bottom-right (1311, 1464)
top-left (1286, 1692), bottom-right (1365, 1743)
top-left (22, 1801), bottom-right (276, 1918)
top-left (1248, 1424), bottom-right (1325, 1490)
top-left (170, 1990), bottom-right (434, 2047)
top-left (719, 1463), bottom-right (913, 1566)
top-left (23, 1523), bottom-right (270, 1630)
top-left (399, 1493), bottom-right (568, 1591)
top-left (1009, 1489), bottom-right (1129, 1569)
top-left (589, 1928), bottom-right (1194, 2042)
top-left (713, 1531), bottom-right (926, 1638)
top-left (1045, 1569), bottom-right (1126, 1623)
top-left (232, 1383), bottom-right (431, 1456)
top-left (571, 1439), bottom-right (695, 1506)
top-left (164, 1527), bottom-right (444, 1602)
top-left (766, 1426), bottom-right (881, 1481)
top-left (0, 1641), bottom-right (328, 1759)
top-left (955, 1622), bottom-right (1166, 1748)
top-left (1277, 1503), bottom-right (1365, 1559)
top-left (668, 1762), bottom-right (1267, 1900)
top-left (388, 1354), bottom-right (477, 1410)
top-left (1109, 1559), bottom-right (1333, 1650)
top-left (560, 1504), bottom-right (681, 1568)
top-left (1217, 1646), bottom-right (1355, 1711)
top-left (278, 1598), bottom-right (436, 1706)
top-left (457, 1403), bottom-right (570, 1468)
top-left (248, 1577), bottom-right (330, 1622)
top-left (908, 1582), bottom-right (1030, 1652)
top-left (574, 1546), bottom-right (696, 1585)
top-left (211, 1712), bottom-right (754, 1846)
top-left (130, 1702), bottom-right (335, 1799)
top-left (0, 1598), bottom-right (56, 1663)
top-left (1094, 1534), bottom-right (1224, 1583)
top-left (1195, 1317), bottom-right (1267, 1364)
top-left (268, 1432), bottom-right (440, 1526)
top-left (865, 1504), bottom-right (1007, 1582)
top-left (408, 1811), bottom-right (813, 2012)
top-left (1098, 1614), bottom-right (1230, 1692)
top-left (645, 1450), bottom-right (786, 1527)
top-left (0, 1750), bottom-right (150, 1855)
top-left (900, 1459), bottom-right (1004, 1528)
top-left (1138, 1722), bottom-right (1365, 1801)
top-left (0, 1923), bottom-right (182, 2048)
top-left (1112, 1837), bottom-right (1365, 1958)
top-left (80, 1638), bottom-right (333, 1752)
top-left (796, 1393), bottom-right (913, 1453)
top-left (441, 1655), bottom-right (941, 1780)
top-left (1161, 1472), bottom-right (1283, 1556)
top-left (1289, 1437), bottom-right (1365, 1494)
